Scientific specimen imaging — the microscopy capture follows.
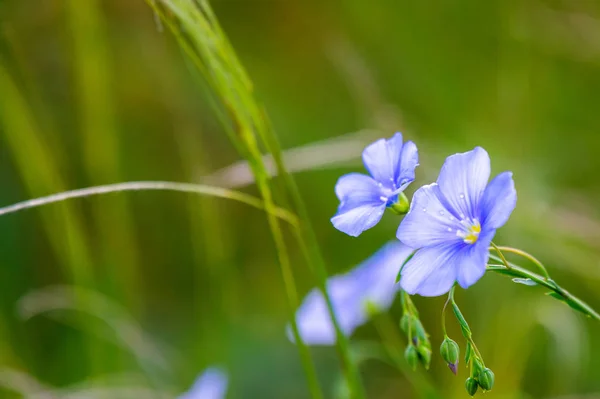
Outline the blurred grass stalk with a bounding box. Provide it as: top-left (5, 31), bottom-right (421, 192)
top-left (0, 61), bottom-right (93, 289)
top-left (66, 0), bottom-right (142, 312)
top-left (145, 0), bottom-right (366, 397)
top-left (65, 0), bottom-right (143, 377)
top-left (0, 58), bottom-right (97, 374)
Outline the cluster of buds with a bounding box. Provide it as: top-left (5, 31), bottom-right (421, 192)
top-left (440, 333), bottom-right (495, 395)
top-left (399, 287), bottom-right (495, 397)
top-left (465, 356), bottom-right (495, 396)
top-left (400, 292), bottom-right (431, 370)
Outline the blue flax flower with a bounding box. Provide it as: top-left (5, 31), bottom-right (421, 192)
top-left (290, 242), bottom-right (413, 345)
top-left (397, 147), bottom-right (517, 296)
top-left (178, 367), bottom-right (228, 399)
top-left (331, 133), bottom-right (419, 237)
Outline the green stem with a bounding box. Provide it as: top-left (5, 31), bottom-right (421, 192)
top-left (490, 242), bottom-right (511, 270)
top-left (190, 1), bottom-right (365, 394)
top-left (486, 257), bottom-right (600, 321)
top-left (441, 292), bottom-right (451, 337)
top-left (237, 47), bottom-right (368, 399)
top-left (401, 291), bottom-right (418, 346)
top-left (448, 287), bottom-right (484, 361)
top-left (492, 245), bottom-right (550, 279)
top-left (254, 120), bottom-right (366, 397)
top-left (401, 291), bottom-right (418, 315)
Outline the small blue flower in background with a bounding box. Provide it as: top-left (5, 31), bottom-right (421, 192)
top-left (290, 242), bottom-right (414, 345)
top-left (331, 133), bottom-right (418, 237)
top-left (397, 147), bottom-right (517, 297)
top-left (178, 367), bottom-right (228, 399)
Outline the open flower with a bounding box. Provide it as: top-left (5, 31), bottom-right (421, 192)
top-left (290, 242), bottom-right (413, 345)
top-left (397, 147), bottom-right (516, 296)
top-left (331, 133), bottom-right (419, 237)
top-left (178, 367), bottom-right (228, 399)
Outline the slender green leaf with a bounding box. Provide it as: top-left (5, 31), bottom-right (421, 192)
top-left (512, 278), bottom-right (537, 286)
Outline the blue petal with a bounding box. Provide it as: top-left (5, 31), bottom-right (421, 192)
top-left (288, 289), bottom-right (339, 345)
top-left (179, 368), bottom-right (228, 399)
top-left (397, 140), bottom-right (419, 191)
top-left (480, 171), bottom-right (517, 229)
top-left (331, 203), bottom-right (386, 237)
top-left (351, 242), bottom-right (414, 307)
top-left (332, 174), bottom-right (386, 237)
top-left (399, 243), bottom-right (460, 297)
top-left (291, 272), bottom-right (364, 345)
top-left (436, 147), bottom-right (490, 220)
top-left (396, 183), bottom-right (463, 248)
top-left (334, 173), bottom-right (380, 200)
top-left (362, 133), bottom-right (405, 190)
top-left (456, 228), bottom-right (494, 289)
top-left (291, 242), bottom-right (413, 345)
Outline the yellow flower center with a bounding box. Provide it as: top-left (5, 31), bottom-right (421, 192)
top-left (457, 218), bottom-right (481, 244)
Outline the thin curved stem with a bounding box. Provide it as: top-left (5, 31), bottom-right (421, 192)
top-left (490, 242), bottom-right (511, 270)
top-left (0, 181), bottom-right (298, 226)
top-left (448, 287), bottom-right (484, 361)
top-left (441, 291), bottom-right (452, 337)
top-left (493, 245), bottom-right (550, 280)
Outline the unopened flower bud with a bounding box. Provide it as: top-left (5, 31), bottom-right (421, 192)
top-left (447, 361), bottom-right (458, 375)
top-left (404, 344), bottom-right (419, 370)
top-left (412, 318), bottom-right (428, 343)
top-left (472, 358), bottom-right (484, 377)
top-left (416, 344), bottom-right (432, 370)
top-left (400, 314), bottom-right (429, 348)
top-left (400, 313), bottom-right (411, 333)
top-left (465, 377), bottom-right (479, 397)
top-left (478, 368), bottom-right (495, 391)
top-left (388, 192), bottom-right (410, 215)
top-left (440, 336), bottom-right (460, 374)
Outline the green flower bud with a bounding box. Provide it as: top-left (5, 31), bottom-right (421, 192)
top-left (440, 336), bottom-right (460, 374)
top-left (465, 377), bottom-right (479, 397)
top-left (472, 358), bottom-right (484, 378)
top-left (400, 314), bottom-right (429, 349)
top-left (412, 318), bottom-right (428, 343)
top-left (478, 368), bottom-right (495, 391)
top-left (404, 344), bottom-right (419, 370)
top-left (388, 192), bottom-right (410, 215)
top-left (417, 344), bottom-right (432, 370)
top-left (400, 313), bottom-right (411, 333)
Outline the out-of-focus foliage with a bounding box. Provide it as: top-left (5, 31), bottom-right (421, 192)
top-left (1, 1), bottom-right (600, 398)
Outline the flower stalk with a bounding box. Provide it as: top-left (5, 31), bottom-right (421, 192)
top-left (447, 287), bottom-right (494, 395)
top-left (487, 251), bottom-right (600, 321)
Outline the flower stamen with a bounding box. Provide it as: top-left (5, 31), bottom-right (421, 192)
top-left (456, 218), bottom-right (481, 244)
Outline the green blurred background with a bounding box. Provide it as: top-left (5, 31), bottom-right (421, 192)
top-left (1, 0), bottom-right (600, 398)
